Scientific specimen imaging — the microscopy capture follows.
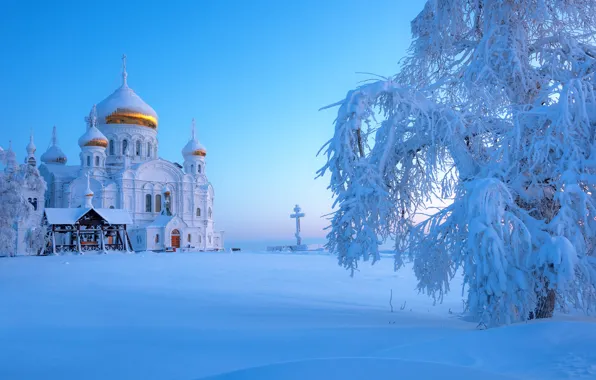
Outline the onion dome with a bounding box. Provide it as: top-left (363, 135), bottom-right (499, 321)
top-left (41, 126), bottom-right (68, 165)
top-left (26, 130), bottom-right (36, 155)
top-left (182, 118), bottom-right (207, 158)
top-left (79, 105), bottom-right (108, 148)
top-left (96, 55), bottom-right (158, 130)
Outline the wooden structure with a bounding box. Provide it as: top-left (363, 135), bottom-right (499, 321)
top-left (42, 208), bottom-right (133, 254)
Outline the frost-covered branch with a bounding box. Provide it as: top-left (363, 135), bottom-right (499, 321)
top-left (322, 0), bottom-right (596, 326)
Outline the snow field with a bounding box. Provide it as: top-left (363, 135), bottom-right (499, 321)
top-left (0, 252), bottom-right (594, 379)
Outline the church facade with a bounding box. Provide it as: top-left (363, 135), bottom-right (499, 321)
top-left (37, 58), bottom-right (224, 252)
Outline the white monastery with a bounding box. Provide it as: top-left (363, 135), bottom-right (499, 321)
top-left (3, 56), bottom-right (224, 255)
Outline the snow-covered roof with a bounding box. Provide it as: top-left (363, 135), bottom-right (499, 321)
top-left (96, 84), bottom-right (158, 123)
top-left (40, 146), bottom-right (68, 165)
top-left (181, 119), bottom-right (207, 158)
top-left (44, 207), bottom-right (132, 225)
top-left (78, 125), bottom-right (108, 148)
top-left (41, 126), bottom-right (68, 165)
top-left (95, 208), bottom-right (133, 225)
top-left (182, 139), bottom-right (207, 158)
top-left (42, 164), bottom-right (79, 179)
top-left (145, 214), bottom-right (173, 228)
top-left (44, 208), bottom-right (88, 225)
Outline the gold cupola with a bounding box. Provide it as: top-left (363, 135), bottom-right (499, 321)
top-left (41, 125), bottom-right (68, 165)
top-left (96, 55), bottom-right (158, 130)
top-left (79, 105), bottom-right (109, 148)
top-left (182, 118), bottom-right (207, 158)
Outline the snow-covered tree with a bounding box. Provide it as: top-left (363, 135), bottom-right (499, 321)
top-left (0, 169), bottom-right (31, 257)
top-left (0, 143), bottom-right (45, 257)
top-left (320, 0), bottom-right (596, 325)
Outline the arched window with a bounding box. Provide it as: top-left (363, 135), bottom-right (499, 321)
top-left (198, 165), bottom-right (202, 173)
top-left (199, 235), bottom-right (202, 243)
top-left (196, 208), bottom-right (201, 217)
top-left (122, 139), bottom-right (128, 155)
top-left (155, 194), bottom-right (162, 213)
top-left (145, 194), bottom-right (152, 212)
top-left (136, 140), bottom-right (141, 156)
top-left (187, 233), bottom-right (191, 242)
top-left (208, 207), bottom-right (212, 219)
top-left (32, 198), bottom-right (37, 211)
top-left (109, 140), bottom-right (115, 155)
top-left (208, 235), bottom-right (212, 244)
top-left (109, 205), bottom-right (115, 209)
top-left (147, 142), bottom-right (152, 158)
top-left (86, 156), bottom-right (91, 167)
top-left (155, 234), bottom-right (159, 243)
top-left (95, 156), bottom-right (100, 166)
top-left (165, 192), bottom-right (172, 215)
top-left (190, 164), bottom-right (194, 173)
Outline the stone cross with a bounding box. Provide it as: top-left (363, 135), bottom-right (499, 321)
top-left (290, 204), bottom-right (305, 246)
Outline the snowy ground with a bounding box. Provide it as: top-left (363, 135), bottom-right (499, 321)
top-left (0, 252), bottom-right (595, 380)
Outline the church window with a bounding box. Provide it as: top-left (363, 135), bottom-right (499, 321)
top-left (155, 234), bottom-right (159, 243)
top-left (208, 207), bottom-right (212, 219)
top-left (145, 194), bottom-right (152, 212)
top-left (187, 233), bottom-right (191, 242)
top-left (86, 156), bottom-right (91, 167)
top-left (155, 194), bottom-right (162, 213)
top-left (196, 208), bottom-right (201, 217)
top-left (208, 235), bottom-right (212, 244)
top-left (147, 143), bottom-right (152, 158)
top-left (95, 156), bottom-right (100, 166)
top-left (165, 192), bottom-right (172, 215)
top-left (198, 165), bottom-right (202, 173)
top-left (122, 139), bottom-right (128, 155)
top-left (190, 164), bottom-right (194, 173)
top-left (109, 140), bottom-right (115, 155)
top-left (136, 140), bottom-right (141, 156)
top-left (199, 235), bottom-right (202, 243)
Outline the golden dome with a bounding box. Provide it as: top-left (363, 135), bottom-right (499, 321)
top-left (105, 109), bottom-right (158, 129)
top-left (96, 57), bottom-right (158, 130)
top-left (84, 138), bottom-right (109, 148)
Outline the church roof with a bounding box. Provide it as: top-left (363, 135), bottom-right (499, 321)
top-left (41, 126), bottom-right (67, 165)
top-left (144, 214), bottom-right (187, 228)
top-left (78, 125), bottom-right (108, 148)
top-left (41, 164), bottom-right (79, 179)
top-left (44, 207), bottom-right (133, 225)
top-left (96, 85), bottom-right (157, 124)
top-left (181, 119), bottom-right (207, 157)
top-left (79, 105), bottom-right (109, 148)
top-left (96, 57), bottom-right (158, 130)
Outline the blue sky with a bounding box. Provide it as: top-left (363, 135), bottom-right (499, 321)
top-left (0, 0), bottom-right (424, 247)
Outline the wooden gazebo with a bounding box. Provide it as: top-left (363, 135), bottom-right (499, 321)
top-left (42, 208), bottom-right (133, 254)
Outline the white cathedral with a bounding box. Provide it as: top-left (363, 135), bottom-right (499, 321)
top-left (12, 57), bottom-right (224, 253)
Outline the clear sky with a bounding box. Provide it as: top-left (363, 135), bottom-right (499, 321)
top-left (0, 0), bottom-right (424, 248)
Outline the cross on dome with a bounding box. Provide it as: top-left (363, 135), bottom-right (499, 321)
top-left (51, 125), bottom-right (58, 146)
top-left (84, 104), bottom-right (98, 129)
top-left (122, 54), bottom-right (128, 87)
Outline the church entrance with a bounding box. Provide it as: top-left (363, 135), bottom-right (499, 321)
top-left (171, 229), bottom-right (181, 248)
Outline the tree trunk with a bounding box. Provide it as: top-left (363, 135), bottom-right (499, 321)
top-left (530, 288), bottom-right (556, 320)
top-left (536, 288), bottom-right (556, 319)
